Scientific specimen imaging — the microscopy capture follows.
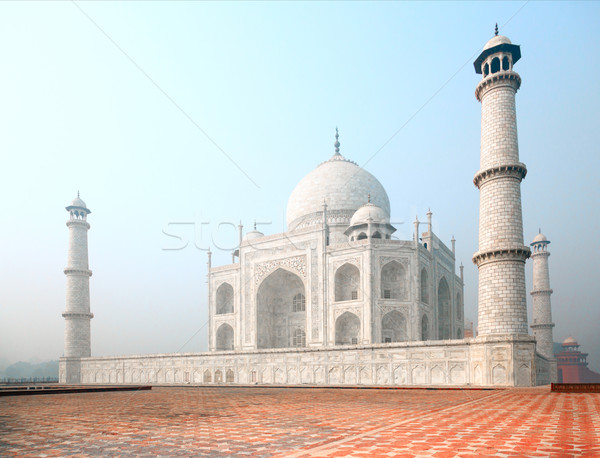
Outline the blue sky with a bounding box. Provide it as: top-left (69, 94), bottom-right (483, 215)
top-left (1, 1), bottom-right (599, 370)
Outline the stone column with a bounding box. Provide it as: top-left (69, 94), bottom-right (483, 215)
top-left (472, 36), bottom-right (530, 337)
top-left (530, 233), bottom-right (555, 360)
top-left (60, 195), bottom-right (93, 384)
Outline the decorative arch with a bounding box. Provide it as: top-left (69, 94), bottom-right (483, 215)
top-left (420, 268), bottom-right (429, 304)
top-left (335, 263), bottom-right (360, 302)
top-left (216, 282), bottom-right (234, 315)
top-left (456, 292), bottom-right (462, 321)
top-left (257, 268), bottom-right (305, 349)
top-left (380, 261), bottom-right (407, 300)
top-left (216, 323), bottom-right (234, 351)
top-left (357, 232), bottom-right (367, 240)
top-left (502, 55), bottom-right (510, 71)
top-left (203, 370), bottom-right (212, 383)
top-left (381, 310), bottom-right (407, 342)
top-left (372, 231), bottom-right (382, 239)
top-left (421, 314), bottom-right (429, 341)
top-left (226, 369), bottom-right (235, 383)
top-left (491, 56), bottom-right (500, 73)
top-left (335, 311), bottom-right (360, 345)
top-left (437, 278), bottom-right (451, 339)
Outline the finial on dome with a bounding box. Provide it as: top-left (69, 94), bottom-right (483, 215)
top-left (253, 220), bottom-right (257, 231)
top-left (77, 190), bottom-right (80, 198)
top-left (368, 192), bottom-right (371, 203)
top-left (539, 228), bottom-right (541, 234)
top-left (334, 127), bottom-right (340, 155)
top-left (494, 23), bottom-right (498, 36)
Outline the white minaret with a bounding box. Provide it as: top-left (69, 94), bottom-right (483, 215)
top-left (60, 193), bottom-right (93, 384)
top-left (472, 29), bottom-right (531, 337)
top-left (530, 232), bottom-right (555, 359)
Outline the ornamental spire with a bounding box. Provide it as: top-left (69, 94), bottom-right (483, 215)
top-left (334, 127), bottom-right (340, 155)
top-left (495, 23), bottom-right (499, 36)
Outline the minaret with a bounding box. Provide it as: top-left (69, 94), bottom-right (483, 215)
top-left (61, 194), bottom-right (93, 383)
top-left (530, 231), bottom-right (555, 359)
top-left (472, 29), bottom-right (530, 336)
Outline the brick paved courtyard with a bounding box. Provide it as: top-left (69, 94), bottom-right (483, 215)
top-left (1, 386), bottom-right (599, 456)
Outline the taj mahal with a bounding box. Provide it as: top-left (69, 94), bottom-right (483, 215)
top-left (60, 31), bottom-right (558, 387)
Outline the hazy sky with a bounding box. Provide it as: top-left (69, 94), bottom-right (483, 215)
top-left (1, 2), bottom-right (598, 371)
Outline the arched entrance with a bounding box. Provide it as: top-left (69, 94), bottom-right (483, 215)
top-left (380, 261), bottom-right (407, 300)
top-left (216, 283), bottom-right (234, 314)
top-left (335, 263), bottom-right (360, 301)
top-left (381, 310), bottom-right (407, 342)
top-left (216, 323), bottom-right (234, 350)
top-left (438, 278), bottom-right (451, 339)
top-left (257, 268), bottom-right (305, 349)
top-left (421, 314), bottom-right (429, 341)
top-left (335, 311), bottom-right (360, 345)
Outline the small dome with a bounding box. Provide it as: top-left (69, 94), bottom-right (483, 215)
top-left (244, 230), bottom-right (264, 242)
top-left (563, 337), bottom-right (578, 346)
top-left (483, 34), bottom-right (512, 51)
top-left (68, 196), bottom-right (87, 209)
top-left (533, 232), bottom-right (548, 243)
top-left (350, 202), bottom-right (389, 227)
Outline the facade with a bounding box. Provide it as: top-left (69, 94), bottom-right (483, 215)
top-left (208, 133), bottom-right (464, 354)
top-left (556, 338), bottom-right (600, 383)
top-left (60, 31), bottom-right (548, 387)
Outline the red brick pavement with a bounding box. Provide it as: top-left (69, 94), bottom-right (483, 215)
top-left (0, 386), bottom-right (598, 456)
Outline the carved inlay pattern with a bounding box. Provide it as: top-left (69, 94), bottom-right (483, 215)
top-left (333, 257), bottom-right (360, 271)
top-left (379, 256), bottom-right (408, 267)
top-left (334, 306), bottom-right (361, 320)
top-left (254, 255), bottom-right (307, 286)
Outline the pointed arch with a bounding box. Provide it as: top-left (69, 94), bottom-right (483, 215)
top-left (216, 323), bottom-right (234, 351)
top-left (420, 268), bottom-right (429, 304)
top-left (491, 56), bottom-right (500, 73)
top-left (380, 261), bottom-right (407, 300)
top-left (216, 282), bottom-right (234, 315)
top-left (257, 268), bottom-right (305, 349)
top-left (421, 314), bottom-right (429, 341)
top-left (335, 311), bottom-right (360, 345)
top-left (335, 263), bottom-right (360, 302)
top-left (437, 277), bottom-right (451, 340)
top-left (381, 310), bottom-right (407, 342)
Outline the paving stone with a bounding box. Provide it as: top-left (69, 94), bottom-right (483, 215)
top-left (0, 386), bottom-right (597, 456)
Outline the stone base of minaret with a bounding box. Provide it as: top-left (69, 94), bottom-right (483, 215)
top-left (469, 335), bottom-right (537, 386)
top-left (59, 357), bottom-right (82, 384)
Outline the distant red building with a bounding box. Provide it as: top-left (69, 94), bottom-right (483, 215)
top-left (555, 337), bottom-right (600, 383)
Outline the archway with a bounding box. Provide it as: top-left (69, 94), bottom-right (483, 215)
top-left (381, 261), bottom-right (407, 300)
top-left (420, 268), bottom-right (429, 304)
top-left (335, 311), bottom-right (360, 345)
top-left (216, 283), bottom-right (234, 315)
top-left (381, 310), bottom-right (407, 342)
top-left (421, 314), bottom-right (429, 341)
top-left (437, 278), bottom-right (451, 339)
top-left (216, 323), bottom-right (234, 351)
top-left (257, 268), bottom-right (305, 349)
top-left (335, 263), bottom-right (360, 301)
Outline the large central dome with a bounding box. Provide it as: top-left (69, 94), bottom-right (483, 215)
top-left (287, 151), bottom-right (390, 231)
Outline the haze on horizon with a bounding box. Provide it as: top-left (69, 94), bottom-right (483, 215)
top-left (1, 2), bottom-right (598, 370)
